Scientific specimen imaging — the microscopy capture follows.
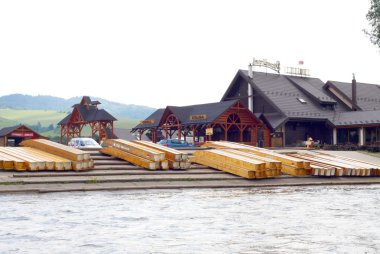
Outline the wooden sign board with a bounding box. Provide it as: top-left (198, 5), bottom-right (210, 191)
top-left (189, 114), bottom-right (207, 121)
top-left (140, 119), bottom-right (155, 125)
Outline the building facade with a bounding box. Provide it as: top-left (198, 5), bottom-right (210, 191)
top-left (221, 70), bottom-right (380, 147)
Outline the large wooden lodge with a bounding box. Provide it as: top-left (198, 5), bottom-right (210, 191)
top-left (134, 66), bottom-right (380, 147)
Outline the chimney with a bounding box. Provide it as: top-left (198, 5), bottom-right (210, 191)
top-left (352, 73), bottom-right (357, 110)
top-left (248, 63), bottom-right (253, 78)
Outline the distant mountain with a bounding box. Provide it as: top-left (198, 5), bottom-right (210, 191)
top-left (0, 94), bottom-right (156, 120)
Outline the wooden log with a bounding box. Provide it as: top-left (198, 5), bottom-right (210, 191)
top-left (281, 164), bottom-right (307, 176)
top-left (0, 152), bottom-right (28, 170)
top-left (290, 153), bottom-right (355, 176)
top-left (22, 147), bottom-right (72, 170)
top-left (101, 147), bottom-right (159, 170)
top-left (161, 160), bottom-right (169, 170)
top-left (0, 147), bottom-right (52, 170)
top-left (133, 140), bottom-right (188, 161)
top-left (0, 147), bottom-right (40, 170)
top-left (105, 139), bottom-right (165, 162)
top-left (195, 150), bottom-right (266, 171)
top-left (204, 141), bottom-right (307, 169)
top-left (180, 161), bottom-right (191, 169)
top-left (21, 139), bottom-right (90, 161)
top-left (224, 149), bottom-right (281, 170)
top-left (168, 160), bottom-right (180, 169)
top-left (191, 155), bottom-right (256, 179)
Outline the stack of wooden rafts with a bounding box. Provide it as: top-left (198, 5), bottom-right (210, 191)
top-left (16, 139), bottom-right (93, 171)
top-left (286, 152), bottom-right (380, 177)
top-left (198, 141), bottom-right (310, 177)
top-left (190, 142), bottom-right (282, 179)
top-left (101, 139), bottom-right (190, 170)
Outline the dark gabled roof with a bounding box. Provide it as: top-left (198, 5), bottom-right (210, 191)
top-left (325, 80), bottom-right (380, 111)
top-left (260, 113), bottom-right (288, 130)
top-left (133, 100), bottom-right (242, 130)
top-left (57, 113), bottom-right (72, 125)
top-left (333, 110), bottom-right (380, 126)
top-left (133, 108), bottom-right (165, 130)
top-left (0, 125), bottom-right (22, 136)
top-left (60, 96), bottom-right (117, 125)
top-left (168, 100), bottom-right (239, 125)
top-left (221, 70), bottom-right (376, 129)
top-left (0, 124), bottom-right (46, 138)
top-left (81, 96), bottom-right (92, 105)
top-left (286, 76), bottom-right (337, 104)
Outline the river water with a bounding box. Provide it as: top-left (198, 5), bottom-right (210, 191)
top-left (0, 185), bottom-right (379, 254)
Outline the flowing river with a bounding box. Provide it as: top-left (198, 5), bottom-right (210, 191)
top-left (0, 185), bottom-right (379, 253)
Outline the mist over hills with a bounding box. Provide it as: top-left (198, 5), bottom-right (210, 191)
top-left (0, 94), bottom-right (156, 120)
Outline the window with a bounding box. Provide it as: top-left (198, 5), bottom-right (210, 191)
top-left (297, 98), bottom-right (307, 104)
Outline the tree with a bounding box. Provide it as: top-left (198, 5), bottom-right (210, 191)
top-left (365, 0), bottom-right (380, 48)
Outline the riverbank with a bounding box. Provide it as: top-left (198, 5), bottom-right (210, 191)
top-left (1, 150), bottom-right (380, 194)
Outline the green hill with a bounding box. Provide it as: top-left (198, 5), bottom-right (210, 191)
top-left (0, 109), bottom-right (140, 139)
top-left (0, 94), bottom-right (156, 120)
top-left (0, 109), bottom-right (67, 127)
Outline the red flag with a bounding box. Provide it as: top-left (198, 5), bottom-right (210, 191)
top-left (298, 60), bottom-right (304, 65)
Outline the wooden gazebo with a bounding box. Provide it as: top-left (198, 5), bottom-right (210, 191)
top-left (132, 100), bottom-right (270, 146)
top-left (58, 96), bottom-right (117, 144)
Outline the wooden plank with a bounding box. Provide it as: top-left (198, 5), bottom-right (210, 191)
top-left (21, 139), bottom-right (90, 161)
top-left (101, 147), bottom-right (159, 170)
top-left (105, 139), bottom-right (165, 162)
top-left (133, 140), bottom-right (187, 161)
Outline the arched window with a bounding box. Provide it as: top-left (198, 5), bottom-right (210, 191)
top-left (227, 113), bottom-right (241, 124)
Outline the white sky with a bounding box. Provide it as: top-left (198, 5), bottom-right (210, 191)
top-left (1, 0), bottom-right (379, 108)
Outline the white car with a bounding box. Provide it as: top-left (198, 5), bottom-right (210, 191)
top-left (68, 138), bottom-right (102, 149)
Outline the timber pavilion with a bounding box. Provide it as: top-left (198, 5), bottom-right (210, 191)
top-left (132, 100), bottom-right (270, 146)
top-left (58, 96), bottom-right (117, 144)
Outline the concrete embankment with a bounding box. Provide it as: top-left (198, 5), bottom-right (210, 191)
top-left (0, 150), bottom-right (380, 194)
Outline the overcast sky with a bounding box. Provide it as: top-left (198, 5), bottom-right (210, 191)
top-left (1, 0), bottom-right (379, 108)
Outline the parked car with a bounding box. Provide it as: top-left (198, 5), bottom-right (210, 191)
top-left (68, 138), bottom-right (102, 149)
top-left (157, 139), bottom-right (194, 148)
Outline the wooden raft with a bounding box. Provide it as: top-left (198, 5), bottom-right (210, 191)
top-left (132, 140), bottom-right (190, 169)
top-left (286, 152), bottom-right (379, 177)
top-left (202, 141), bottom-right (310, 176)
top-left (105, 139), bottom-right (165, 162)
top-left (191, 149), bottom-right (280, 179)
top-left (101, 139), bottom-right (190, 170)
top-left (20, 139), bottom-right (93, 171)
top-left (101, 147), bottom-right (159, 170)
top-left (0, 151), bottom-right (27, 170)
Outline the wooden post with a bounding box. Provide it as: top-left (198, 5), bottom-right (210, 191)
top-left (264, 128), bottom-right (271, 147)
top-left (192, 127), bottom-right (196, 144)
top-left (359, 127), bottom-right (364, 146)
top-left (333, 128), bottom-right (337, 145)
top-left (251, 126), bottom-right (258, 146)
